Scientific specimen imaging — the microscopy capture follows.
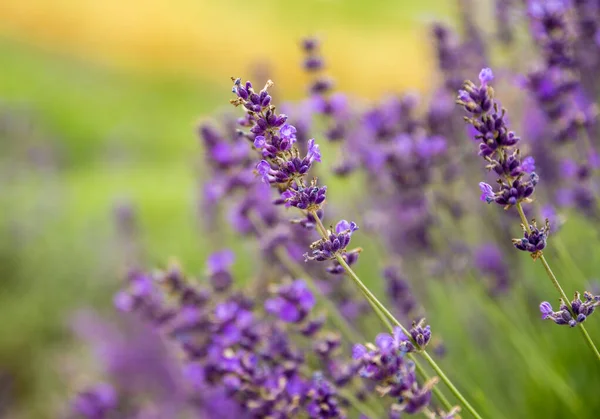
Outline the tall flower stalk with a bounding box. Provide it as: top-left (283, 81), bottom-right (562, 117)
top-left (457, 68), bottom-right (600, 362)
top-left (231, 77), bottom-right (482, 418)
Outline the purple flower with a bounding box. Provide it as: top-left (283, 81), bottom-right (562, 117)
top-left (459, 69), bottom-right (539, 209)
top-left (113, 291), bottom-right (135, 312)
top-left (71, 383), bottom-right (117, 419)
top-left (254, 135), bottom-right (266, 149)
top-left (279, 124), bottom-right (297, 143)
top-left (265, 280), bottom-right (316, 323)
top-left (540, 292), bottom-right (600, 327)
top-left (277, 182), bottom-right (327, 211)
top-left (307, 138), bottom-right (322, 162)
top-left (306, 373), bottom-right (345, 419)
top-left (207, 250), bottom-right (235, 292)
top-left (479, 182), bottom-right (495, 203)
top-left (304, 221), bottom-right (360, 267)
top-left (521, 156), bottom-right (536, 173)
top-left (352, 329), bottom-right (435, 413)
top-left (207, 250), bottom-right (235, 274)
top-left (335, 220), bottom-right (358, 235)
top-left (256, 160), bottom-right (272, 183)
top-left (512, 218), bottom-right (550, 259)
top-left (540, 301), bottom-right (553, 319)
top-left (479, 68), bottom-right (494, 86)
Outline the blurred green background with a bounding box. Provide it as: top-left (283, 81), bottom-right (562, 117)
top-left (2, 1), bottom-right (600, 418)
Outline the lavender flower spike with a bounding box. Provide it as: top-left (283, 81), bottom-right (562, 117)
top-left (304, 220), bottom-right (361, 273)
top-left (457, 68), bottom-right (539, 209)
top-left (539, 292), bottom-right (600, 327)
top-left (512, 218), bottom-right (550, 260)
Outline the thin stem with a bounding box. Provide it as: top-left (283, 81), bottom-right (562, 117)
top-left (413, 356), bottom-right (454, 412)
top-left (334, 254), bottom-right (482, 419)
top-left (538, 256), bottom-right (572, 309)
top-left (310, 212), bottom-right (483, 419)
top-left (579, 325), bottom-right (600, 361)
top-left (516, 203), bottom-right (600, 362)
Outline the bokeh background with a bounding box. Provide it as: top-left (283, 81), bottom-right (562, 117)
top-left (2, 1), bottom-right (599, 418)
top-left (0, 1), bottom-right (454, 416)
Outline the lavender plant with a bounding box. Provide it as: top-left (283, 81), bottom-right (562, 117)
top-left (457, 67), bottom-right (600, 360)
top-left (61, 2), bottom-right (600, 418)
top-left (230, 77), bottom-right (482, 418)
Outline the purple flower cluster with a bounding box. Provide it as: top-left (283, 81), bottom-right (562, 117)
top-left (72, 251), bottom-right (359, 419)
top-left (301, 38), bottom-right (349, 143)
top-left (512, 219), bottom-right (550, 260)
top-left (231, 78), bottom-right (361, 274)
top-left (540, 292), bottom-right (600, 327)
top-left (458, 68), bottom-right (539, 209)
top-left (301, 37), bottom-right (334, 96)
top-left (71, 384), bottom-right (116, 419)
top-left (352, 327), bottom-right (436, 415)
top-left (527, 0), bottom-right (575, 68)
top-left (265, 279), bottom-right (316, 323)
top-left (304, 220), bottom-right (360, 274)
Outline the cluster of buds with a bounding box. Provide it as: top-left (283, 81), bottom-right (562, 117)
top-left (540, 292), bottom-right (600, 327)
top-left (231, 78), bottom-right (364, 275)
top-left (512, 218), bottom-right (550, 260)
top-left (231, 78), bottom-right (327, 221)
top-left (304, 220), bottom-right (361, 274)
top-left (457, 68), bottom-right (539, 210)
top-left (352, 327), bottom-right (436, 415)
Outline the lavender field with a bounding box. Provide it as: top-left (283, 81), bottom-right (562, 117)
top-left (1, 1), bottom-right (600, 418)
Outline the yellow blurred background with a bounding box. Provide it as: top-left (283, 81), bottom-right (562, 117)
top-left (0, 0), bottom-right (454, 96)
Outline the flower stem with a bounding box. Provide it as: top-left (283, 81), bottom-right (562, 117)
top-left (413, 355), bottom-right (454, 412)
top-left (515, 203), bottom-right (600, 362)
top-left (310, 211), bottom-right (483, 419)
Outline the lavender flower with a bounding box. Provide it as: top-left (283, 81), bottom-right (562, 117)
top-left (304, 220), bottom-right (361, 273)
top-left (352, 328), bottom-right (436, 414)
top-left (71, 383), bottom-right (117, 419)
top-left (458, 68), bottom-right (539, 209)
top-left (265, 279), bottom-right (316, 323)
top-left (206, 249), bottom-right (235, 292)
top-left (306, 373), bottom-right (346, 418)
top-left (512, 218), bottom-right (550, 260)
top-left (540, 292), bottom-right (600, 327)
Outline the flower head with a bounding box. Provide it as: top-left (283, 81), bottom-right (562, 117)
top-left (539, 292), bottom-right (600, 327)
top-left (479, 68), bottom-right (494, 86)
top-left (479, 182), bottom-right (495, 203)
top-left (512, 218), bottom-right (550, 260)
top-left (265, 279), bottom-right (316, 323)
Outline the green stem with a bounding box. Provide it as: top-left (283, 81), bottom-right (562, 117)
top-left (578, 325), bottom-right (600, 361)
top-left (413, 356), bottom-right (454, 412)
top-left (515, 203), bottom-right (600, 362)
top-left (310, 212), bottom-right (483, 419)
